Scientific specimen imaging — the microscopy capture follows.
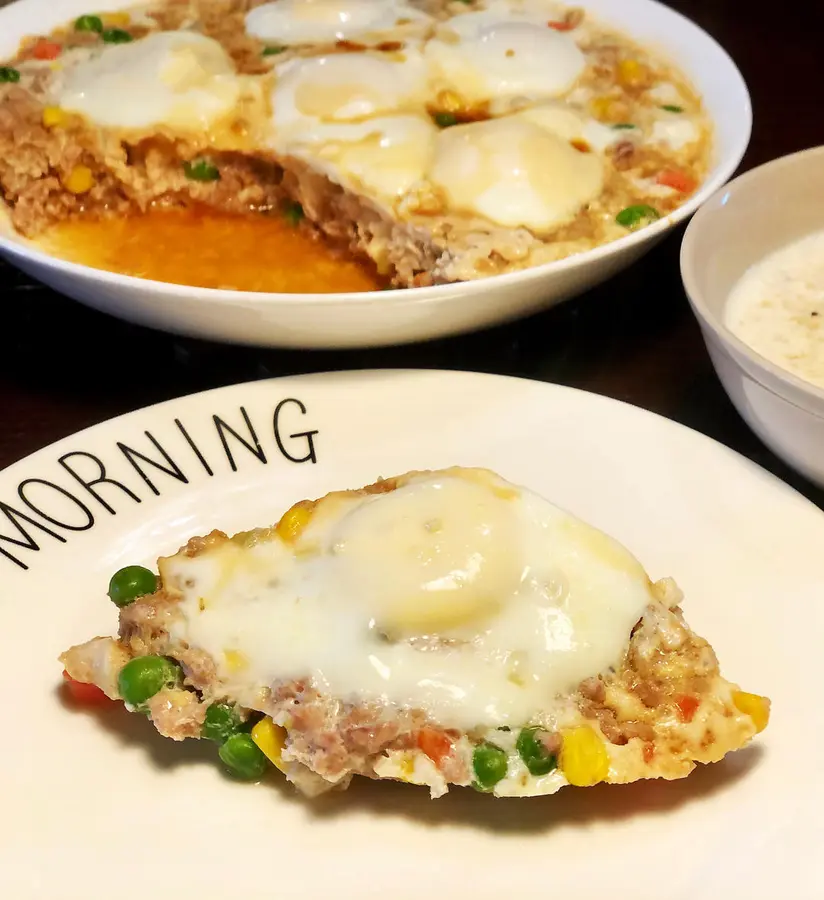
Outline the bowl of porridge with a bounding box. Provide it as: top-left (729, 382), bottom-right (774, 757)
top-left (681, 145), bottom-right (824, 488)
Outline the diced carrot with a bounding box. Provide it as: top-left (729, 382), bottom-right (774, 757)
top-left (642, 742), bottom-right (655, 764)
top-left (657, 169), bottom-right (698, 193)
top-left (62, 669), bottom-right (113, 705)
top-left (32, 38), bottom-right (61, 60)
top-left (548, 20), bottom-right (575, 31)
top-left (416, 727), bottom-right (453, 765)
top-left (570, 138), bottom-right (591, 153)
top-left (674, 694), bottom-right (700, 723)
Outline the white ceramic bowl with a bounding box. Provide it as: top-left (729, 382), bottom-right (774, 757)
top-left (681, 146), bottom-right (824, 489)
top-left (0, 0), bottom-right (751, 349)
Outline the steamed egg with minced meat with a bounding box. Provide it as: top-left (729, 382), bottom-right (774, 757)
top-left (161, 468), bottom-right (654, 732)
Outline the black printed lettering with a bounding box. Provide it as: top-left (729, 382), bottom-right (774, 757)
top-left (0, 500), bottom-right (66, 570)
top-left (58, 451), bottom-right (142, 514)
top-left (273, 398), bottom-right (318, 464)
top-left (117, 432), bottom-right (188, 496)
top-left (213, 407), bottom-right (267, 473)
top-left (175, 419), bottom-right (213, 477)
top-left (18, 479), bottom-right (95, 531)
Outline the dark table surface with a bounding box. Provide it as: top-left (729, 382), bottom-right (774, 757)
top-left (2, 0), bottom-right (823, 507)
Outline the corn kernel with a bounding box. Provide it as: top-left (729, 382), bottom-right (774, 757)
top-left (102, 11), bottom-right (131, 26)
top-left (436, 89), bottom-right (463, 113)
top-left (42, 106), bottom-right (68, 128)
top-left (63, 165), bottom-right (95, 195)
top-left (399, 753), bottom-right (416, 780)
top-left (251, 717), bottom-right (287, 771)
top-left (617, 58), bottom-right (651, 89)
top-left (590, 96), bottom-right (614, 121)
top-left (732, 691), bottom-right (771, 733)
top-left (223, 649), bottom-right (248, 673)
top-left (276, 503), bottom-right (312, 542)
top-left (560, 726), bottom-right (610, 787)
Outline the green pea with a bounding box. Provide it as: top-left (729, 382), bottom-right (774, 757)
top-left (74, 14), bottom-right (103, 33)
top-left (108, 565), bottom-right (157, 608)
top-left (283, 201), bottom-right (304, 226)
top-left (472, 742), bottom-right (508, 790)
top-left (615, 204), bottom-right (660, 230)
top-left (0, 66), bottom-right (20, 83)
top-left (102, 28), bottom-right (133, 44)
top-left (117, 656), bottom-right (180, 707)
top-left (611, 122), bottom-right (637, 130)
top-left (219, 733), bottom-right (269, 780)
top-left (660, 104), bottom-right (684, 113)
top-left (434, 112), bottom-right (458, 128)
top-left (202, 703), bottom-right (242, 743)
top-left (183, 159), bottom-right (220, 182)
top-left (516, 727), bottom-right (558, 776)
top-left (262, 45), bottom-right (286, 56)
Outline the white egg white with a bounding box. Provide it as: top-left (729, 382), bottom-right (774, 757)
top-left (426, 1), bottom-right (585, 105)
top-left (53, 31), bottom-right (248, 134)
top-left (427, 116), bottom-right (605, 231)
top-left (245, 0), bottom-right (431, 46)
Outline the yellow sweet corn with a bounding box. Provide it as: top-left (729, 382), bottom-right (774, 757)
top-left (401, 755), bottom-right (416, 779)
top-left (42, 106), bottom-right (68, 128)
top-left (560, 726), bottom-right (610, 787)
top-left (251, 717), bottom-right (287, 771)
top-left (63, 165), bottom-right (94, 195)
top-left (436, 89), bottom-right (462, 113)
top-left (102, 11), bottom-right (131, 26)
top-left (590, 96), bottom-right (614, 121)
top-left (276, 503), bottom-right (312, 542)
top-left (732, 691), bottom-right (771, 733)
top-left (223, 649), bottom-right (248, 673)
top-left (617, 58), bottom-right (651, 89)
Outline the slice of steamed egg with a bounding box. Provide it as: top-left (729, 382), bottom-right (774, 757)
top-left (427, 116), bottom-right (604, 231)
top-left (53, 32), bottom-right (248, 134)
top-left (245, 0), bottom-right (431, 46)
top-left (426, 3), bottom-right (585, 106)
top-left (163, 468), bottom-right (654, 731)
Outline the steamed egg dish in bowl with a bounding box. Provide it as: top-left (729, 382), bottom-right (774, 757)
top-left (61, 467), bottom-right (769, 799)
top-left (0, 0), bottom-right (717, 294)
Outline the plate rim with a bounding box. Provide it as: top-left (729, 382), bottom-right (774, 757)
top-left (1, 368), bottom-right (819, 521)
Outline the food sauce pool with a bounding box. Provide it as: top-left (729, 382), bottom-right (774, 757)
top-left (42, 207), bottom-right (384, 293)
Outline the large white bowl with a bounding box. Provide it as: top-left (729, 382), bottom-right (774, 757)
top-left (0, 0), bottom-right (751, 349)
top-left (681, 146), bottom-right (824, 490)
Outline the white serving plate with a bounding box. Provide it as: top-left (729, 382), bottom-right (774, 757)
top-left (0, 0), bottom-right (751, 348)
top-left (0, 370), bottom-right (821, 899)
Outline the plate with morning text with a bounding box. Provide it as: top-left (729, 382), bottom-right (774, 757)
top-left (0, 370), bottom-right (821, 900)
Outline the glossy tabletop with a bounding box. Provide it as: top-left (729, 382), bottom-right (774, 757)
top-left (1, 0), bottom-right (822, 508)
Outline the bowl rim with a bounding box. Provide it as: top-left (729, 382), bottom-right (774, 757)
top-left (681, 144), bottom-right (824, 410)
top-left (0, 0), bottom-right (752, 309)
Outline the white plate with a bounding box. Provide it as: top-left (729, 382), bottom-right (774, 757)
top-left (0, 370), bottom-right (821, 899)
top-left (0, 0), bottom-right (751, 349)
